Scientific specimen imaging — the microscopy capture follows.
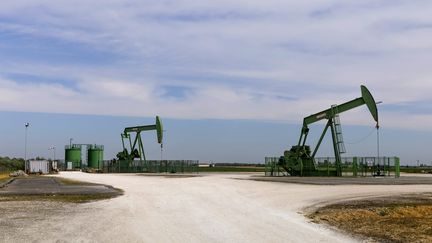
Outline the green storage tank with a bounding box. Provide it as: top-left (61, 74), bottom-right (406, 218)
top-left (87, 144), bottom-right (104, 169)
top-left (65, 145), bottom-right (82, 169)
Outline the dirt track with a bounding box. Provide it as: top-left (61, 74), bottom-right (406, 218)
top-left (1, 172), bottom-right (432, 242)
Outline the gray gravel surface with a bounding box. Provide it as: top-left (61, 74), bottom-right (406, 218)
top-left (1, 172), bottom-right (431, 243)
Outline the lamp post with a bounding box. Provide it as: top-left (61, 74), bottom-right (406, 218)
top-left (375, 101), bottom-right (383, 168)
top-left (24, 122), bottom-right (30, 172)
top-left (161, 130), bottom-right (166, 161)
top-left (49, 146), bottom-right (56, 161)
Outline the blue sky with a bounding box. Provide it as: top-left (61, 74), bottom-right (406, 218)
top-left (2, 111), bottom-right (432, 165)
top-left (0, 1), bottom-right (432, 165)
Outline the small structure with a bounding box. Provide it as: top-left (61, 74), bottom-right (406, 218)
top-left (27, 160), bottom-right (50, 174)
top-left (66, 162), bottom-right (73, 170)
top-left (198, 163), bottom-right (215, 168)
top-left (51, 160), bottom-right (59, 172)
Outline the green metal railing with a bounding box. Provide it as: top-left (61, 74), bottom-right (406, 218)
top-left (102, 160), bottom-right (199, 173)
top-left (264, 157), bottom-right (287, 176)
top-left (265, 156), bottom-right (400, 177)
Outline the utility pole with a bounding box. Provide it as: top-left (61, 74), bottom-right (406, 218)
top-left (24, 122), bottom-right (30, 172)
top-left (161, 130), bottom-right (166, 161)
top-left (160, 143), bottom-right (163, 161)
top-left (376, 123), bottom-right (380, 167)
top-left (49, 146), bottom-right (56, 161)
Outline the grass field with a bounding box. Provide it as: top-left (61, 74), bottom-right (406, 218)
top-left (400, 167), bottom-right (432, 173)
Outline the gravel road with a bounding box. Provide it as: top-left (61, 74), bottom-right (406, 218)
top-left (1, 172), bottom-right (431, 243)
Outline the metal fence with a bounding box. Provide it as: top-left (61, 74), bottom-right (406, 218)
top-left (264, 157), bottom-right (287, 176)
top-left (101, 160), bottom-right (199, 173)
top-left (265, 156), bottom-right (400, 177)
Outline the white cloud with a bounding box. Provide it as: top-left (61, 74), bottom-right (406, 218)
top-left (0, 0), bottom-right (432, 130)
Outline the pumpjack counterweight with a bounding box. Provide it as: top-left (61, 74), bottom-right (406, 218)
top-left (279, 85), bottom-right (379, 176)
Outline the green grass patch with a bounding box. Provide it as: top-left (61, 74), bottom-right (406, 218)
top-left (199, 166), bottom-right (265, 173)
top-left (0, 192), bottom-right (122, 203)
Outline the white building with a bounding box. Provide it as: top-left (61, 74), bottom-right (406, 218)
top-left (27, 160), bottom-right (50, 174)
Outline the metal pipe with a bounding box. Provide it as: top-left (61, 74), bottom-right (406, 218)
top-left (312, 120), bottom-right (332, 158)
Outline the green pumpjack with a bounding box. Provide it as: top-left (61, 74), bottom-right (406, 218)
top-left (279, 85), bottom-right (379, 176)
top-left (117, 116), bottom-right (163, 163)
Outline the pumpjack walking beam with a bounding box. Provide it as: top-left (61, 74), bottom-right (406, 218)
top-left (301, 86), bottom-right (378, 125)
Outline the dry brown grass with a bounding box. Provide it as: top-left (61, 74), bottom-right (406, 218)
top-left (309, 194), bottom-right (432, 243)
top-left (0, 173), bottom-right (10, 183)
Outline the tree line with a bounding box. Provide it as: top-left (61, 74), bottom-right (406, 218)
top-left (0, 156), bottom-right (25, 172)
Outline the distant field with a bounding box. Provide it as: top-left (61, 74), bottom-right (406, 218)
top-left (199, 166), bottom-right (265, 173)
top-left (400, 167), bottom-right (432, 174)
